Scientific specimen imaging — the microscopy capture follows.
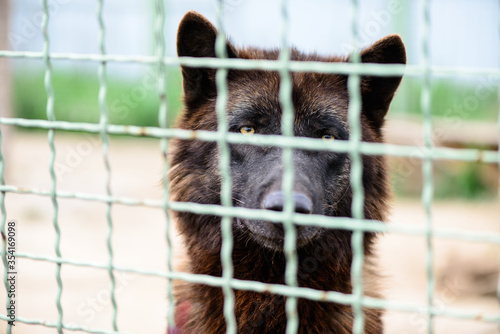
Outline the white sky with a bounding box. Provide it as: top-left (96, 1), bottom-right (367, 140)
top-left (8, 0), bottom-right (500, 70)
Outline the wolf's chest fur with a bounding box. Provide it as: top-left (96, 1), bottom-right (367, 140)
top-left (170, 10), bottom-right (406, 334)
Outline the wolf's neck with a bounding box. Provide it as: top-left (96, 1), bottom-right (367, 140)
top-left (184, 246), bottom-right (356, 333)
top-left (188, 233), bottom-right (353, 289)
top-left (180, 227), bottom-right (381, 333)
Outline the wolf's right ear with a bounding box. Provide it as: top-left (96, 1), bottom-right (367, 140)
top-left (177, 11), bottom-right (237, 108)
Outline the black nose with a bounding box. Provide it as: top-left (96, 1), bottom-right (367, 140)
top-left (262, 191), bottom-right (313, 214)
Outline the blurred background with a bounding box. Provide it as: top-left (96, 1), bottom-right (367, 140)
top-left (1, 0), bottom-right (500, 333)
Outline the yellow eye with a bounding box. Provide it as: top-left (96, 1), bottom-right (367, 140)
top-left (240, 126), bottom-right (255, 135)
top-left (322, 134), bottom-right (335, 141)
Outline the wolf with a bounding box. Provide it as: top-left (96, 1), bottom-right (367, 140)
top-left (169, 10), bottom-right (406, 334)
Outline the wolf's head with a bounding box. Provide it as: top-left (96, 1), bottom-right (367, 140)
top-left (171, 11), bottom-right (406, 252)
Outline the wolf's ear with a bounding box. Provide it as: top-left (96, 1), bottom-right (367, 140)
top-left (177, 11), bottom-right (237, 108)
top-left (359, 34), bottom-right (406, 129)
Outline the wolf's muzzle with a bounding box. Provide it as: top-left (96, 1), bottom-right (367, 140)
top-left (262, 191), bottom-right (313, 215)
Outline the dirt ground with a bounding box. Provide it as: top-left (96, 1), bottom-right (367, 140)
top-left (2, 130), bottom-right (500, 334)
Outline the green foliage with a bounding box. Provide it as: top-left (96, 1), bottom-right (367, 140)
top-left (434, 162), bottom-right (496, 200)
top-left (15, 67), bottom-right (498, 125)
top-left (391, 159), bottom-right (496, 200)
top-left (388, 76), bottom-right (498, 200)
top-left (13, 66), bottom-right (183, 127)
top-left (391, 77), bottom-right (498, 121)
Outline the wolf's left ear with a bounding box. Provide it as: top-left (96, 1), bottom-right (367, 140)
top-left (359, 34), bottom-right (406, 129)
top-left (177, 11), bottom-right (238, 109)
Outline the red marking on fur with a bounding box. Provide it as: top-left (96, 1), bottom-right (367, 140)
top-left (167, 300), bottom-right (191, 333)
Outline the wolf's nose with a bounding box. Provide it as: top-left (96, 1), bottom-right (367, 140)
top-left (262, 191), bottom-right (313, 214)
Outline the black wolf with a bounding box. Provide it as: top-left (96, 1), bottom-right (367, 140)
top-left (170, 11), bottom-right (406, 334)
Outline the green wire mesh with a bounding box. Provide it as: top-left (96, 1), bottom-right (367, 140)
top-left (347, 0), bottom-right (366, 332)
top-left (96, 0), bottom-right (119, 331)
top-left (154, 0), bottom-right (177, 330)
top-left (0, 1), bottom-right (499, 334)
top-left (276, 1), bottom-right (301, 333)
top-left (42, 0), bottom-right (64, 332)
top-left (420, 0), bottom-right (435, 332)
top-left (214, 1), bottom-right (238, 332)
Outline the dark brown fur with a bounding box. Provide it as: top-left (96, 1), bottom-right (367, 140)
top-left (170, 11), bottom-right (406, 334)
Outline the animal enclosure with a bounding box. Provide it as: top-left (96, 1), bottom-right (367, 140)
top-left (0, 1), bottom-right (499, 334)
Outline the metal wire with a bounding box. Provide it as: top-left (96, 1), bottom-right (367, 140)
top-left (1, 49), bottom-right (500, 78)
top-left (41, 0), bottom-right (64, 332)
top-left (0, 115), bottom-right (11, 334)
top-left (421, 0), bottom-right (435, 332)
top-left (154, 0), bottom-right (176, 329)
top-left (96, 0), bottom-right (119, 331)
top-left (347, 0), bottom-right (366, 332)
top-left (7, 250), bottom-right (500, 321)
top-left (214, 2), bottom-right (238, 332)
top-left (1, 182), bottom-right (500, 243)
top-left (277, 0), bottom-right (300, 333)
top-left (3, 117), bottom-right (498, 163)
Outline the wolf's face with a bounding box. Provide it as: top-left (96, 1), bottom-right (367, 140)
top-left (224, 69), bottom-right (353, 249)
top-left (172, 11), bottom-right (406, 251)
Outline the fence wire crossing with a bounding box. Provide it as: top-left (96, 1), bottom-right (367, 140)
top-left (347, 0), bottom-right (366, 332)
top-left (420, 0), bottom-right (435, 333)
top-left (0, 1), bottom-right (500, 334)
